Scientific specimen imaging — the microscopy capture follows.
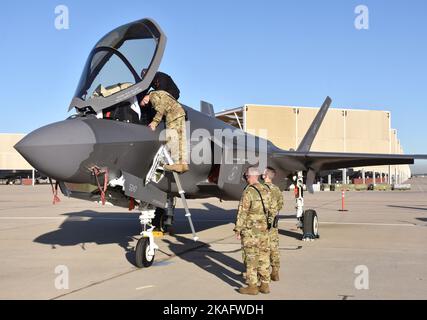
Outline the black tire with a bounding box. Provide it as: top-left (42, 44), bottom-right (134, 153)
top-left (303, 210), bottom-right (319, 239)
top-left (135, 237), bottom-right (155, 268)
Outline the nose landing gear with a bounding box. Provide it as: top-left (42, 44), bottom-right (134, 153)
top-left (135, 207), bottom-right (159, 268)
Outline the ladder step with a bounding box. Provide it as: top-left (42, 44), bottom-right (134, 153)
top-left (160, 147), bottom-right (199, 242)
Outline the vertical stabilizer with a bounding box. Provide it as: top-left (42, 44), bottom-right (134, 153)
top-left (297, 97), bottom-right (332, 152)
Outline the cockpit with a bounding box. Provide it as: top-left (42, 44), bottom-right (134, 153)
top-left (69, 19), bottom-right (167, 125)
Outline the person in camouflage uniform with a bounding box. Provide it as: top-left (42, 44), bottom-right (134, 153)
top-left (140, 90), bottom-right (188, 173)
top-left (234, 167), bottom-right (272, 295)
top-left (262, 167), bottom-right (284, 281)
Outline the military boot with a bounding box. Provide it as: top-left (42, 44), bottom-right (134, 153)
top-left (179, 164), bottom-right (189, 173)
top-left (164, 164), bottom-right (189, 173)
top-left (238, 285), bottom-right (259, 295)
top-left (258, 282), bottom-right (270, 294)
top-left (271, 267), bottom-right (280, 281)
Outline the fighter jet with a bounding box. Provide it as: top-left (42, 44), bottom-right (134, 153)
top-left (15, 18), bottom-right (427, 267)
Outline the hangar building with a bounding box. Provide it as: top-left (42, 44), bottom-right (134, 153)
top-left (216, 104), bottom-right (411, 184)
top-left (0, 134), bottom-right (35, 184)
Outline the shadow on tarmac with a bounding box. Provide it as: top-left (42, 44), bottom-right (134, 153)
top-left (33, 203), bottom-right (300, 276)
top-left (416, 217), bottom-right (427, 223)
top-left (163, 234), bottom-right (244, 289)
top-left (33, 210), bottom-right (139, 253)
top-left (388, 205), bottom-right (427, 211)
top-left (279, 228), bottom-right (303, 241)
top-left (33, 204), bottom-right (237, 267)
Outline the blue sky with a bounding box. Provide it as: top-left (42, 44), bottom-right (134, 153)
top-left (1, 0), bottom-right (426, 171)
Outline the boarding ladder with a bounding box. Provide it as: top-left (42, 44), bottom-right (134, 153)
top-left (146, 145), bottom-right (199, 241)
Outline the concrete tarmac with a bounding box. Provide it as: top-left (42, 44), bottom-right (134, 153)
top-left (0, 177), bottom-right (426, 300)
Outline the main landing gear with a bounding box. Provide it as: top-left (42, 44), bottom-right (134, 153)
top-left (294, 171), bottom-right (320, 241)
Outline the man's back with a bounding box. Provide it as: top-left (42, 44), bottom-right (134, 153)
top-left (264, 182), bottom-right (284, 216)
top-left (236, 183), bottom-right (271, 233)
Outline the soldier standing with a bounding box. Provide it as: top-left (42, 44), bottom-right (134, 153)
top-left (262, 167), bottom-right (284, 281)
top-left (140, 90), bottom-right (188, 173)
top-left (234, 167), bottom-right (272, 295)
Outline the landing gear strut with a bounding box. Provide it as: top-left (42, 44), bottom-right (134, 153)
top-left (294, 171), bottom-right (320, 241)
top-left (135, 206), bottom-right (159, 268)
top-left (152, 196), bottom-right (175, 235)
top-left (164, 196), bottom-right (175, 235)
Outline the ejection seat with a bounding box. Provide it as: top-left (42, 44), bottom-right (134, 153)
top-left (91, 83), bottom-right (142, 124)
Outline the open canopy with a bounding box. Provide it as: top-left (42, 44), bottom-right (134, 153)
top-left (68, 18), bottom-right (167, 113)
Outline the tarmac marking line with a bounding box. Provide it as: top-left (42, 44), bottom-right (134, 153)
top-left (0, 217), bottom-right (417, 227)
top-left (136, 285), bottom-right (155, 291)
top-left (278, 221), bottom-right (416, 227)
top-left (319, 222), bottom-right (416, 227)
top-left (0, 217), bottom-right (137, 221)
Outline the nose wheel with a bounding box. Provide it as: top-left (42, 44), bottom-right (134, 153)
top-left (135, 237), bottom-right (155, 268)
top-left (135, 207), bottom-right (159, 268)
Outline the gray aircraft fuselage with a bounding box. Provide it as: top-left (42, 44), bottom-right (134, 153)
top-left (15, 103), bottom-right (292, 207)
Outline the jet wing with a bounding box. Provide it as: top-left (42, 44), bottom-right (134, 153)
top-left (273, 151), bottom-right (427, 171)
top-left (273, 151), bottom-right (427, 193)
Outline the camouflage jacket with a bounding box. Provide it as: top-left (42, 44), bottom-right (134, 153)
top-left (234, 183), bottom-right (272, 234)
top-left (263, 182), bottom-right (284, 218)
top-left (149, 90), bottom-right (186, 127)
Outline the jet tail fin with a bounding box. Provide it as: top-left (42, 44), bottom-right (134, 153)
top-left (200, 101), bottom-right (215, 117)
top-left (297, 97), bottom-right (332, 153)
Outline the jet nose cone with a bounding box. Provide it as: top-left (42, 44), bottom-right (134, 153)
top-left (15, 119), bottom-right (96, 182)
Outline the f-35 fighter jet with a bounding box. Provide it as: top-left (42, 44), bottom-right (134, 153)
top-left (15, 19), bottom-right (427, 267)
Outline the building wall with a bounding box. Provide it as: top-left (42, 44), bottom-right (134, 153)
top-left (0, 134), bottom-right (33, 170)
top-left (298, 108), bottom-right (345, 152)
top-left (245, 105), bottom-right (297, 150)
top-left (244, 105), bottom-right (411, 182)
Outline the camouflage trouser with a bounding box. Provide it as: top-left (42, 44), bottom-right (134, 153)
top-left (242, 228), bottom-right (280, 272)
top-left (269, 228), bottom-right (280, 269)
top-left (166, 116), bottom-right (187, 164)
top-left (241, 231), bottom-right (270, 285)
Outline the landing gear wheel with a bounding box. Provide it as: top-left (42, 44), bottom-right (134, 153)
top-left (302, 210), bottom-right (319, 240)
top-left (135, 237), bottom-right (155, 268)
